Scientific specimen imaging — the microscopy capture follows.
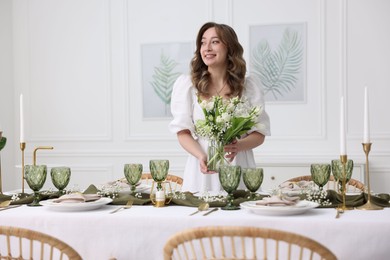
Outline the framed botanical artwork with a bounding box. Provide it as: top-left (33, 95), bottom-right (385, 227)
top-left (141, 42), bottom-right (193, 118)
top-left (249, 23), bottom-right (307, 103)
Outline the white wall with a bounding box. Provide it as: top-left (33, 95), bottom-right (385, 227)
top-left (0, 0), bottom-right (16, 191)
top-left (2, 0), bottom-right (389, 192)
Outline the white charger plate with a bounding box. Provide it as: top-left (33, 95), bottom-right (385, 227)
top-left (40, 197), bottom-right (112, 212)
top-left (240, 200), bottom-right (319, 216)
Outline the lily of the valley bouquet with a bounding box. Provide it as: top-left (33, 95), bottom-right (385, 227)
top-left (195, 95), bottom-right (262, 171)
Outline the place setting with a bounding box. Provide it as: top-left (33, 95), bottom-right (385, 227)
top-left (239, 166), bottom-right (320, 216)
top-left (31, 166), bottom-right (113, 212)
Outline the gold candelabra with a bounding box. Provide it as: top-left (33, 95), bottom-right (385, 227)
top-left (33, 146), bottom-right (54, 165)
top-left (20, 142), bottom-right (26, 195)
top-left (357, 143), bottom-right (383, 210)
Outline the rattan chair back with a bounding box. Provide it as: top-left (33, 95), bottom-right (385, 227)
top-left (0, 226), bottom-right (82, 260)
top-left (286, 175), bottom-right (365, 192)
top-left (163, 226), bottom-right (337, 260)
top-left (141, 173), bottom-right (183, 191)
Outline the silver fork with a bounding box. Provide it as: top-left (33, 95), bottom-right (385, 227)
top-left (109, 200), bottom-right (133, 214)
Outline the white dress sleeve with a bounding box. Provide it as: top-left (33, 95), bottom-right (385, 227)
top-left (244, 76), bottom-right (271, 136)
top-left (168, 74), bottom-right (196, 135)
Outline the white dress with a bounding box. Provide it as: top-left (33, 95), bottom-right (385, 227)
top-left (169, 74), bottom-right (271, 193)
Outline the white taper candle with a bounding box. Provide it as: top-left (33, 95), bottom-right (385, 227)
top-left (363, 86), bottom-right (370, 143)
top-left (20, 94), bottom-right (25, 143)
top-left (340, 96), bottom-right (347, 155)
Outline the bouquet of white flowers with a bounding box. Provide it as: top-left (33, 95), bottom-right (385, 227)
top-left (195, 95), bottom-right (262, 171)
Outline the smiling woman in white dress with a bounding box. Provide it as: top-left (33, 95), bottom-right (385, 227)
top-left (169, 22), bottom-right (271, 193)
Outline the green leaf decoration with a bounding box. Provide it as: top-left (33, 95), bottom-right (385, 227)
top-left (0, 137), bottom-right (6, 151)
top-left (252, 28), bottom-right (303, 100)
top-left (150, 52), bottom-right (181, 115)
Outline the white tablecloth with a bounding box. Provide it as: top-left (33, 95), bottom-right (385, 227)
top-left (1, 204), bottom-right (389, 260)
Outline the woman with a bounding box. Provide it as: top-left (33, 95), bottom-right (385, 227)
top-left (169, 22), bottom-right (271, 193)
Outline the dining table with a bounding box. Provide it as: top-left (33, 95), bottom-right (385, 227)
top-left (1, 188), bottom-right (390, 260)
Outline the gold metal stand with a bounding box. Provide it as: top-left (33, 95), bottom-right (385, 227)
top-left (33, 146), bottom-right (54, 165)
top-left (357, 143), bottom-right (383, 210)
top-left (20, 142), bottom-right (26, 195)
top-left (150, 181), bottom-right (173, 207)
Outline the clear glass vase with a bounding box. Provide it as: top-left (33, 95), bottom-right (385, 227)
top-left (207, 140), bottom-right (226, 172)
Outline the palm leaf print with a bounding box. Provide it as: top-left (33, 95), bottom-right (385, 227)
top-left (150, 52), bottom-right (181, 111)
top-left (252, 28), bottom-right (303, 100)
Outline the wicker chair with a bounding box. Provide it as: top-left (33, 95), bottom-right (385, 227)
top-left (163, 226), bottom-right (337, 260)
top-left (141, 173), bottom-right (183, 192)
top-left (0, 226), bottom-right (82, 260)
top-left (286, 175), bottom-right (365, 192)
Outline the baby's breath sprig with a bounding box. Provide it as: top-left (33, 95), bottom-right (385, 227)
top-left (198, 191), bottom-right (226, 203)
top-left (171, 192), bottom-right (186, 200)
top-left (97, 183), bottom-right (121, 199)
top-left (304, 189), bottom-right (332, 206)
top-left (11, 193), bottom-right (20, 202)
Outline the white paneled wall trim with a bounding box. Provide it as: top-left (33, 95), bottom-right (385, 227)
top-left (1, 0), bottom-right (388, 193)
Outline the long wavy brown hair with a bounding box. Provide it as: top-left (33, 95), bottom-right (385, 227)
top-left (191, 22), bottom-right (246, 98)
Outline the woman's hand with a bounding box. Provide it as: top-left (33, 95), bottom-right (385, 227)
top-left (224, 140), bottom-right (239, 162)
top-left (199, 154), bottom-right (217, 174)
top-left (224, 132), bottom-right (266, 162)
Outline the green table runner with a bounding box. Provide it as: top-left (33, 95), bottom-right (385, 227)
top-left (1, 185), bottom-right (389, 208)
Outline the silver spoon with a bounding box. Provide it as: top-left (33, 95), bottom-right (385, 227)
top-left (189, 202), bottom-right (209, 216)
top-left (109, 200), bottom-right (133, 214)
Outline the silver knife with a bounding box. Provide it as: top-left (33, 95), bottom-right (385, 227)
top-left (0, 205), bottom-right (22, 211)
top-left (203, 208), bottom-right (218, 216)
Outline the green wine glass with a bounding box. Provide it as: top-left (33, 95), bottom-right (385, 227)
top-left (242, 168), bottom-right (264, 200)
top-left (50, 167), bottom-right (71, 195)
top-left (25, 165), bottom-right (47, 206)
top-left (219, 165), bottom-right (241, 210)
top-left (150, 160), bottom-right (169, 190)
top-left (124, 163), bottom-right (143, 195)
top-left (310, 164), bottom-right (331, 191)
top-left (331, 159), bottom-right (354, 192)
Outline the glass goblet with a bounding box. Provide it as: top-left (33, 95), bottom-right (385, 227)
top-left (124, 163), bottom-right (143, 195)
top-left (242, 168), bottom-right (264, 200)
top-left (310, 164), bottom-right (331, 191)
top-left (219, 165), bottom-right (241, 210)
top-left (24, 165), bottom-right (47, 206)
top-left (50, 167), bottom-right (71, 195)
top-left (331, 159), bottom-right (354, 192)
top-left (149, 160), bottom-right (169, 190)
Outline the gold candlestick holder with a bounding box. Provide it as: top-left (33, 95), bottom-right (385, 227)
top-left (20, 142), bottom-right (26, 195)
top-left (357, 143), bottom-right (383, 210)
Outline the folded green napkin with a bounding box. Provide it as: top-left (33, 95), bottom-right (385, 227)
top-left (319, 190), bottom-right (390, 208)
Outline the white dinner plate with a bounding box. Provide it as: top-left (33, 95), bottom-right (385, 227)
top-left (240, 200), bottom-right (319, 216)
top-left (40, 197), bottom-right (112, 212)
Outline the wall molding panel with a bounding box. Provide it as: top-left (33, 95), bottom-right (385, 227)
top-left (4, 0), bottom-right (389, 192)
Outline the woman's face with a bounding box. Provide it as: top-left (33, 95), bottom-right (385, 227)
top-left (200, 27), bottom-right (228, 68)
